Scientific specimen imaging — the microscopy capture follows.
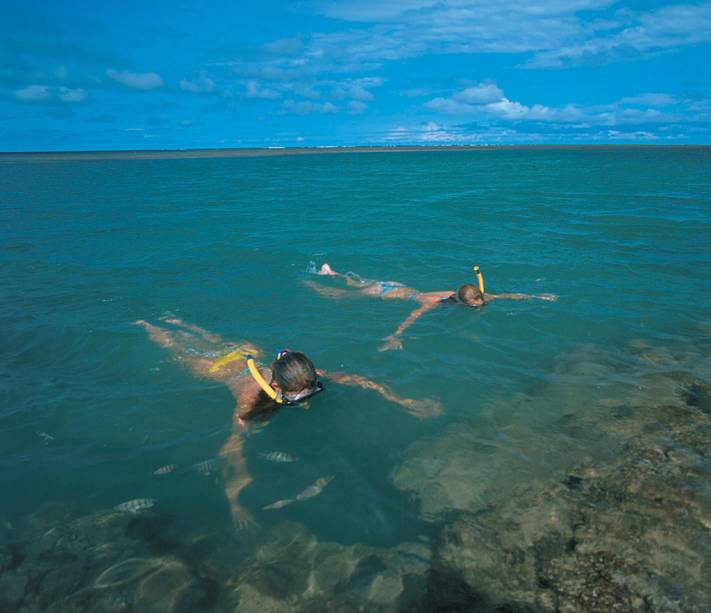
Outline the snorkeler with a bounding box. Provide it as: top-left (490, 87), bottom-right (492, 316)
top-left (306, 263), bottom-right (558, 351)
top-left (134, 317), bottom-right (441, 527)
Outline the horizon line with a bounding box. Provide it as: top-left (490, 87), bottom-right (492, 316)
top-left (2, 144), bottom-right (710, 160)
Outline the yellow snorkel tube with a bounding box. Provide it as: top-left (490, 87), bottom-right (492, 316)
top-left (246, 355), bottom-right (283, 404)
top-left (473, 264), bottom-right (485, 294)
top-left (209, 348), bottom-right (248, 373)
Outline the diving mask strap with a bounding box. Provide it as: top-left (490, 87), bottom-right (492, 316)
top-left (246, 355), bottom-right (283, 404)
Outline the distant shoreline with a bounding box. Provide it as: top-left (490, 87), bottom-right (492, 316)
top-left (1, 144), bottom-right (709, 161)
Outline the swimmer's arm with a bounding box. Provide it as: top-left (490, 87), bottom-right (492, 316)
top-left (487, 292), bottom-right (558, 302)
top-left (380, 299), bottom-right (441, 351)
top-left (228, 367), bottom-right (272, 420)
top-left (317, 370), bottom-right (442, 419)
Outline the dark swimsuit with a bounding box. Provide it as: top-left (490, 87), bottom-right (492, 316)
top-left (441, 294), bottom-right (486, 307)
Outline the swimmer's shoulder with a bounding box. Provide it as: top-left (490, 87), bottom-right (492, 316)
top-left (419, 291), bottom-right (454, 304)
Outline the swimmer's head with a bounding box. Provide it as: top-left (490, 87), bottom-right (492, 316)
top-left (456, 284), bottom-right (485, 307)
top-left (271, 350), bottom-right (319, 401)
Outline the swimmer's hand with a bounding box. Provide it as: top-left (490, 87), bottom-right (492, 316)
top-left (230, 504), bottom-right (257, 530)
top-left (379, 335), bottom-right (403, 352)
top-left (537, 293), bottom-right (558, 302)
top-left (399, 397), bottom-right (443, 420)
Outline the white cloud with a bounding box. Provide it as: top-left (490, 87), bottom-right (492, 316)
top-left (106, 68), bottom-right (163, 90)
top-left (229, 1), bottom-right (710, 88)
top-left (58, 87), bottom-right (87, 103)
top-left (383, 122), bottom-right (523, 144)
top-left (524, 2), bottom-right (711, 68)
top-left (280, 99), bottom-right (339, 114)
top-left (15, 85), bottom-right (49, 102)
top-left (455, 83), bottom-right (503, 104)
top-left (617, 93), bottom-right (677, 106)
top-left (180, 72), bottom-right (215, 93)
top-left (426, 84), bottom-right (563, 120)
top-left (245, 80), bottom-right (280, 99)
top-left (14, 84), bottom-right (87, 103)
top-left (419, 121), bottom-right (459, 142)
top-left (423, 82), bottom-right (707, 129)
top-left (606, 129), bottom-right (657, 140)
top-left (331, 77), bottom-right (383, 101)
top-left (348, 100), bottom-right (368, 114)
top-left (316, 1), bottom-right (614, 22)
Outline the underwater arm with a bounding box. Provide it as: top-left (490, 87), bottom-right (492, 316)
top-left (319, 370), bottom-right (443, 419)
top-left (379, 301), bottom-right (439, 351)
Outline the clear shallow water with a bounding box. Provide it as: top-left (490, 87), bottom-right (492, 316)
top-left (1, 148), bottom-right (711, 606)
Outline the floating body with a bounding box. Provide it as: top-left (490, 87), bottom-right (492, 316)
top-left (258, 451), bottom-right (297, 463)
top-left (192, 457), bottom-right (224, 475)
top-left (36, 431), bottom-right (54, 442)
top-left (114, 498), bottom-right (156, 513)
top-left (153, 464), bottom-right (177, 475)
top-left (295, 476), bottom-right (334, 501)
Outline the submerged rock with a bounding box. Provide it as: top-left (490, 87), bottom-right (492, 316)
top-left (430, 400), bottom-right (711, 611)
top-left (233, 521), bottom-right (431, 612)
top-left (390, 339), bottom-right (711, 611)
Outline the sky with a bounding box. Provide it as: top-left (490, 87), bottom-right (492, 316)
top-left (1, 0), bottom-right (711, 150)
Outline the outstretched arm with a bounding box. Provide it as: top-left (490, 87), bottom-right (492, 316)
top-left (318, 369), bottom-right (442, 419)
top-left (487, 292), bottom-right (558, 302)
top-left (379, 301), bottom-right (440, 351)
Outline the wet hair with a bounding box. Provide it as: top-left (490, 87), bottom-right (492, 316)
top-left (456, 284), bottom-right (484, 306)
top-left (271, 352), bottom-right (317, 393)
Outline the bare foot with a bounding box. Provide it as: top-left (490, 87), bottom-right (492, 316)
top-left (318, 263), bottom-right (337, 276)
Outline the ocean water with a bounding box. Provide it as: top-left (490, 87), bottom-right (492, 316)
top-left (1, 148), bottom-right (710, 608)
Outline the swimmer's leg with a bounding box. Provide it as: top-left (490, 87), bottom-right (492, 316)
top-left (135, 320), bottom-right (179, 350)
top-left (220, 429), bottom-right (256, 529)
top-left (303, 279), bottom-right (350, 300)
top-left (161, 317), bottom-right (222, 344)
top-left (318, 263), bottom-right (370, 286)
top-left (134, 320), bottom-right (214, 378)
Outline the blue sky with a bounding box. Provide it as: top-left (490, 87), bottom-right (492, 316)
top-left (1, 0), bottom-right (710, 150)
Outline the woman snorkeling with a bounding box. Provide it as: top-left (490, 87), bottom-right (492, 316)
top-left (134, 317), bottom-right (441, 527)
top-left (306, 263), bottom-right (558, 351)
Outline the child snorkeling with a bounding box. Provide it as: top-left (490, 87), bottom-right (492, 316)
top-left (134, 317), bottom-right (442, 527)
top-left (307, 263), bottom-right (558, 351)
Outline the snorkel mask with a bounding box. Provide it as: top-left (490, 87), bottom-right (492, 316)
top-left (446, 265), bottom-right (487, 307)
top-left (246, 350), bottom-right (323, 406)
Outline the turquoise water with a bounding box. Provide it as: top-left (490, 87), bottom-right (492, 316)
top-left (1, 148), bottom-right (710, 603)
